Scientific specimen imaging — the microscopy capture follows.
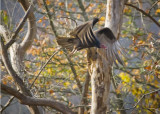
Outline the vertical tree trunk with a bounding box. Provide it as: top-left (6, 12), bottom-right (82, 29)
top-left (88, 0), bottom-right (125, 114)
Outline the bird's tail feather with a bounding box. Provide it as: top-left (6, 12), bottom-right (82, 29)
top-left (57, 37), bottom-right (74, 51)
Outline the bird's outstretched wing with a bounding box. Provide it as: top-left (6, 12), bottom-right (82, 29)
top-left (70, 18), bottom-right (101, 49)
top-left (95, 28), bottom-right (125, 66)
top-left (57, 18), bottom-right (101, 53)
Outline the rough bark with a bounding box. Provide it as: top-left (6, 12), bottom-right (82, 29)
top-left (1, 0), bottom-right (43, 113)
top-left (88, 0), bottom-right (125, 114)
top-left (9, 0), bottom-right (37, 76)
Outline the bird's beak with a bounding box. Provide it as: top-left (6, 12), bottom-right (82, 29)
top-left (100, 44), bottom-right (107, 49)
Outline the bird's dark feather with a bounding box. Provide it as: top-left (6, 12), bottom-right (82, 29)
top-left (57, 18), bottom-right (101, 52)
top-left (95, 27), bottom-right (124, 66)
top-left (57, 18), bottom-right (125, 66)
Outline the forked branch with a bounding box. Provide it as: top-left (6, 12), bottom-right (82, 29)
top-left (1, 84), bottom-right (75, 114)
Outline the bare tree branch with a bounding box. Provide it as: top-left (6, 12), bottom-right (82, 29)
top-left (42, 0), bottom-right (58, 36)
top-left (29, 48), bottom-right (61, 89)
top-left (148, 0), bottom-right (160, 14)
top-left (0, 38), bottom-right (31, 95)
top-left (1, 84), bottom-right (75, 114)
top-left (125, 3), bottom-right (160, 27)
top-left (0, 25), bottom-right (10, 41)
top-left (0, 96), bottom-right (14, 113)
top-left (0, 37), bottom-right (41, 113)
top-left (42, 0), bottom-right (82, 93)
top-left (77, 0), bottom-right (89, 21)
top-left (107, 89), bottom-right (160, 113)
top-left (79, 71), bottom-right (90, 114)
top-left (63, 49), bottom-right (83, 92)
top-left (19, 0), bottom-right (37, 57)
top-left (5, 4), bottom-right (33, 49)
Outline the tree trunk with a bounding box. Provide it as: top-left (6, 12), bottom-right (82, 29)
top-left (88, 0), bottom-right (125, 114)
top-left (8, 0), bottom-right (43, 113)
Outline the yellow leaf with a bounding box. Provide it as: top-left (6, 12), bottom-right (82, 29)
top-left (72, 84), bottom-right (77, 89)
top-left (66, 12), bottom-right (70, 16)
top-left (119, 72), bottom-right (130, 83)
top-left (156, 9), bottom-right (160, 13)
top-left (48, 69), bottom-right (52, 74)
top-left (64, 82), bottom-right (70, 87)
top-left (84, 110), bottom-right (88, 114)
top-left (100, 16), bottom-right (105, 21)
top-left (7, 76), bottom-right (13, 81)
top-left (138, 40), bottom-right (144, 44)
top-left (124, 7), bottom-right (131, 13)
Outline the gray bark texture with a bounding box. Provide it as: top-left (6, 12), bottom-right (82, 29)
top-left (88, 0), bottom-right (125, 114)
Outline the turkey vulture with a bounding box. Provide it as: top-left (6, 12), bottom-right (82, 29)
top-left (57, 18), bottom-right (124, 66)
top-left (57, 18), bottom-right (106, 53)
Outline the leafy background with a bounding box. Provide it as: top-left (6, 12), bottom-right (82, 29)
top-left (1, 0), bottom-right (160, 113)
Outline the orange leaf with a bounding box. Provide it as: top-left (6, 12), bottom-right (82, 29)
top-left (72, 8), bottom-right (76, 12)
top-left (2, 80), bottom-right (7, 85)
top-left (68, 3), bottom-right (72, 8)
top-left (38, 19), bottom-right (42, 23)
top-left (49, 89), bottom-right (54, 94)
top-left (147, 33), bottom-right (152, 41)
top-left (134, 47), bottom-right (138, 52)
top-left (145, 66), bottom-right (152, 71)
top-left (46, 0), bottom-right (51, 5)
top-left (58, 2), bottom-right (64, 6)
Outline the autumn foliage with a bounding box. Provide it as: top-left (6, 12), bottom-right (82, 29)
top-left (1, 0), bottom-right (160, 113)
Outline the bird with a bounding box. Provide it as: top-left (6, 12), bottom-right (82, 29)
top-left (95, 27), bottom-right (125, 66)
top-left (57, 18), bottom-right (106, 53)
top-left (57, 18), bottom-right (125, 66)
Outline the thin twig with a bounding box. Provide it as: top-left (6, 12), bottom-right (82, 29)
top-left (6, 3), bottom-right (33, 49)
top-left (30, 48), bottom-right (61, 89)
top-left (0, 96), bottom-right (14, 113)
top-left (59, 16), bottom-right (78, 27)
top-left (1, 84), bottom-right (75, 114)
top-left (125, 3), bottom-right (160, 28)
top-left (63, 49), bottom-right (82, 92)
top-left (148, 0), bottom-right (160, 14)
top-left (42, 0), bottom-right (82, 93)
top-left (70, 105), bottom-right (91, 109)
top-left (107, 89), bottom-right (160, 113)
top-left (79, 71), bottom-right (90, 113)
